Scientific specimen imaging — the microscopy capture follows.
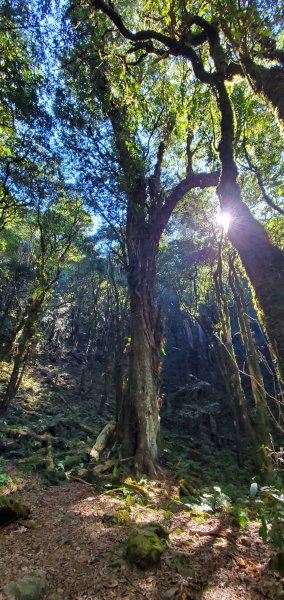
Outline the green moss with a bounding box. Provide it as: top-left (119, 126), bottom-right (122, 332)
top-left (3, 573), bottom-right (46, 600)
top-left (125, 528), bottom-right (166, 568)
top-left (107, 509), bottom-right (132, 526)
top-left (0, 495), bottom-right (30, 525)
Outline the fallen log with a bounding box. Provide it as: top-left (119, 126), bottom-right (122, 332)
top-left (89, 420), bottom-right (116, 462)
top-left (92, 459), bottom-right (116, 475)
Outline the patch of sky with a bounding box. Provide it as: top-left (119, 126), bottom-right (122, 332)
top-left (89, 212), bottom-right (102, 234)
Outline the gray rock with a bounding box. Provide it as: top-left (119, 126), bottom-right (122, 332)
top-left (3, 574), bottom-right (47, 600)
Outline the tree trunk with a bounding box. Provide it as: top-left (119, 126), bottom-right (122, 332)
top-left (229, 259), bottom-right (270, 440)
top-left (228, 258), bottom-right (274, 480)
top-left (241, 57), bottom-right (284, 128)
top-left (117, 222), bottom-right (162, 475)
top-left (0, 298), bottom-right (43, 416)
top-left (213, 249), bottom-right (254, 465)
top-left (0, 313), bottom-right (26, 360)
top-left (215, 78), bottom-right (284, 382)
top-left (222, 182), bottom-right (284, 384)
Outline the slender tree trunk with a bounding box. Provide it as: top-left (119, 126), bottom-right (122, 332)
top-left (0, 298), bottom-right (43, 416)
top-left (215, 78), bottom-right (284, 382)
top-left (214, 339), bottom-right (244, 466)
top-left (229, 260), bottom-right (270, 436)
top-left (213, 249), bottom-right (255, 464)
top-left (113, 302), bottom-right (127, 427)
top-left (0, 313), bottom-right (26, 360)
top-left (228, 259), bottom-right (274, 480)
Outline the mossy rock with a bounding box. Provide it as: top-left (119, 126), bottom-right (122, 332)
top-left (113, 509), bottom-right (132, 525)
top-left (0, 496), bottom-right (30, 525)
top-left (76, 468), bottom-right (89, 480)
top-left (76, 467), bottom-right (103, 485)
top-left (213, 493), bottom-right (232, 512)
top-left (104, 509), bottom-right (132, 526)
top-left (125, 525), bottom-right (168, 568)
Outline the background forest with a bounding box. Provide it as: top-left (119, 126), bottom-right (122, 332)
top-left (0, 1), bottom-right (284, 599)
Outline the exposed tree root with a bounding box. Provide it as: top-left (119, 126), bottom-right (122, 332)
top-left (104, 481), bottom-right (148, 498)
top-left (66, 475), bottom-right (94, 487)
top-left (186, 528), bottom-right (236, 539)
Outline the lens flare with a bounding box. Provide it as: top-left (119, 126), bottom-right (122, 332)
top-left (216, 211), bottom-right (232, 233)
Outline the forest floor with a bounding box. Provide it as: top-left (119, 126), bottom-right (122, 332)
top-left (0, 355), bottom-right (283, 599)
top-left (0, 468), bottom-right (281, 600)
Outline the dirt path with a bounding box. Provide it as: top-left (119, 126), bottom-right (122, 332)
top-left (0, 473), bottom-right (281, 600)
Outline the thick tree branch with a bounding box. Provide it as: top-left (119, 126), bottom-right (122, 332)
top-left (92, 0), bottom-right (211, 83)
top-left (156, 170), bottom-right (219, 236)
top-left (92, 0), bottom-right (180, 47)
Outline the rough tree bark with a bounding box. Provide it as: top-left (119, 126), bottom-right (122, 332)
top-left (214, 77), bottom-right (284, 383)
top-left (239, 57), bottom-right (284, 127)
top-left (117, 219), bottom-right (162, 474)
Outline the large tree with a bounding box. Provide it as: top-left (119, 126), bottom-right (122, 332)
top-left (89, 0), bottom-right (284, 382)
top-left (60, 8), bottom-right (219, 473)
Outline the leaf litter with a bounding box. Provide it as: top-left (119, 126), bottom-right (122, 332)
top-left (0, 472), bottom-right (282, 600)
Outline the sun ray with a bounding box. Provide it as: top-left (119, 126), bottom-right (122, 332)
top-left (216, 211), bottom-right (232, 233)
